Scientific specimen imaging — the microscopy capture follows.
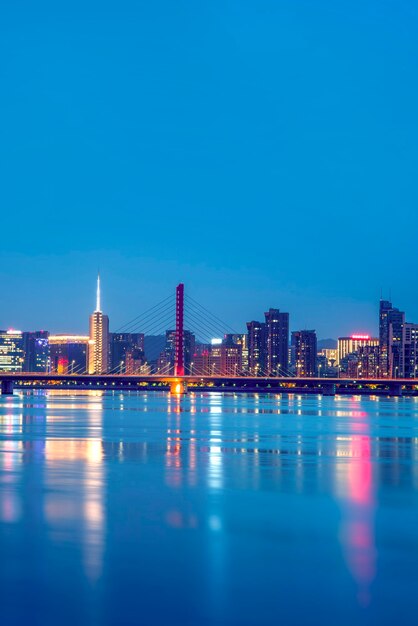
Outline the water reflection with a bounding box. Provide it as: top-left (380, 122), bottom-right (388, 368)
top-left (0, 391), bottom-right (418, 625)
top-left (334, 401), bottom-right (376, 605)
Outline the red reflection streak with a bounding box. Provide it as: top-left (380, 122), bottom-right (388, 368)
top-left (341, 430), bottom-right (376, 606)
top-left (348, 436), bottom-right (372, 506)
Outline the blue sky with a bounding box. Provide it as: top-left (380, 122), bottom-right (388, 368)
top-left (0, 0), bottom-right (417, 337)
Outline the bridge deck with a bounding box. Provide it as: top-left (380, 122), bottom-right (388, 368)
top-left (0, 373), bottom-right (416, 396)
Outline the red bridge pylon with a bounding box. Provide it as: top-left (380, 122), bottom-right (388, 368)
top-left (174, 283), bottom-right (185, 376)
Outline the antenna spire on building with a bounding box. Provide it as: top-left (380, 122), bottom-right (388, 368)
top-left (96, 272), bottom-right (101, 312)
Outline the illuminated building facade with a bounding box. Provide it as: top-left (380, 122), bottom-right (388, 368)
top-left (209, 344), bottom-right (222, 375)
top-left (246, 321), bottom-right (266, 375)
top-left (321, 348), bottom-right (338, 367)
top-left (379, 300), bottom-right (405, 377)
top-left (88, 275), bottom-right (109, 374)
top-left (264, 309), bottom-right (289, 375)
top-left (191, 344), bottom-right (211, 375)
top-left (49, 335), bottom-right (89, 374)
top-left (346, 345), bottom-right (380, 378)
top-left (224, 334), bottom-right (248, 373)
top-left (220, 342), bottom-right (242, 376)
top-left (0, 330), bottom-right (24, 372)
top-left (403, 323), bottom-right (418, 378)
top-left (317, 349), bottom-right (339, 377)
top-left (23, 331), bottom-right (50, 372)
top-left (337, 335), bottom-right (379, 366)
top-left (291, 330), bottom-right (317, 377)
top-left (189, 339), bottom-right (241, 376)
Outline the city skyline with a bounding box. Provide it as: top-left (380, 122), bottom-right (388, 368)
top-left (0, 269), bottom-right (402, 340)
top-left (1, 276), bottom-right (417, 380)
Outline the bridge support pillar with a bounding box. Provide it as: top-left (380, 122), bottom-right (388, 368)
top-left (389, 383), bottom-right (403, 397)
top-left (321, 383), bottom-right (336, 396)
top-left (1, 380), bottom-right (14, 395)
top-left (170, 380), bottom-right (188, 395)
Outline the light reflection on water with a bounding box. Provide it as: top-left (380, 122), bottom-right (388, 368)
top-left (0, 391), bottom-right (418, 625)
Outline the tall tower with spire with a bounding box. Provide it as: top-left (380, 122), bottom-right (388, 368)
top-left (88, 273), bottom-right (109, 374)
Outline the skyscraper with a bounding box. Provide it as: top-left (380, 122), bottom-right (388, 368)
top-left (264, 309), bottom-right (289, 375)
top-left (379, 300), bottom-right (405, 377)
top-left (246, 321), bottom-right (266, 376)
top-left (0, 330), bottom-right (24, 372)
top-left (23, 331), bottom-right (50, 372)
top-left (403, 323), bottom-right (418, 378)
top-left (88, 274), bottom-right (109, 374)
top-left (291, 330), bottom-right (317, 377)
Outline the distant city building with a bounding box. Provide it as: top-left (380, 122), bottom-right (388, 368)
top-left (23, 331), bottom-right (50, 372)
top-left (321, 348), bottom-right (338, 367)
top-left (238, 334), bottom-right (248, 373)
top-left (110, 333), bottom-right (145, 373)
top-left (246, 321), bottom-right (266, 376)
top-left (125, 348), bottom-right (148, 374)
top-left (264, 309), bottom-right (289, 375)
top-left (291, 330), bottom-right (317, 377)
top-left (379, 300), bottom-right (405, 377)
top-left (220, 343), bottom-right (242, 376)
top-left (224, 334), bottom-right (246, 373)
top-left (317, 348), bottom-right (338, 377)
top-left (184, 331), bottom-right (196, 375)
top-left (157, 330), bottom-right (195, 374)
top-left (209, 344), bottom-right (222, 375)
top-left (88, 274), bottom-right (109, 374)
top-left (323, 348), bottom-right (337, 366)
top-left (403, 323), bottom-right (418, 378)
top-left (189, 337), bottom-right (242, 376)
top-left (0, 330), bottom-right (24, 372)
top-left (357, 345), bottom-right (380, 378)
top-left (346, 345), bottom-right (380, 379)
top-left (49, 335), bottom-right (89, 374)
top-left (338, 335), bottom-right (379, 367)
top-left (191, 343), bottom-right (211, 376)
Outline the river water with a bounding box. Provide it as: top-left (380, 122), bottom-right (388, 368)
top-left (0, 391), bottom-right (417, 625)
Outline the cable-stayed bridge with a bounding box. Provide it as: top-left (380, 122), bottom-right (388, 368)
top-left (0, 284), bottom-right (416, 396)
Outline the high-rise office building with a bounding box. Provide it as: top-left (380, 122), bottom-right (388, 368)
top-left (379, 300), bottom-right (405, 377)
top-left (264, 309), bottom-right (289, 375)
top-left (0, 330), bottom-right (24, 372)
top-left (23, 331), bottom-right (50, 372)
top-left (246, 321), bottom-right (266, 376)
top-left (49, 335), bottom-right (89, 374)
top-left (88, 274), bottom-right (109, 374)
top-left (291, 330), bottom-right (317, 377)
